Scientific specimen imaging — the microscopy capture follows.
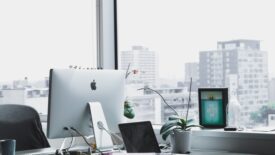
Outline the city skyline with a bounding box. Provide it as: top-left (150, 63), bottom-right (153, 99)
top-left (1, 39), bottom-right (273, 127)
top-left (120, 41), bottom-right (274, 82)
top-left (118, 0), bottom-right (275, 80)
top-left (1, 39), bottom-right (272, 85)
top-left (119, 39), bottom-right (271, 126)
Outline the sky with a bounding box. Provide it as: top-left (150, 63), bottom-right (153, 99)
top-left (117, 0), bottom-right (275, 80)
top-left (0, 0), bottom-right (97, 82)
top-left (1, 0), bottom-right (275, 82)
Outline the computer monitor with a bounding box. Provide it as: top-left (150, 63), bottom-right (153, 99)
top-left (47, 69), bottom-right (125, 139)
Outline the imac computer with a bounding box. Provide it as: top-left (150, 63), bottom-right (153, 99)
top-left (47, 69), bottom-right (126, 139)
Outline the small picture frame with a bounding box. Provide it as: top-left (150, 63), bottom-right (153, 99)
top-left (198, 88), bottom-right (228, 128)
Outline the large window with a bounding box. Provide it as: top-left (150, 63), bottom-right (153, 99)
top-left (0, 0), bottom-right (97, 116)
top-left (117, 0), bottom-right (275, 128)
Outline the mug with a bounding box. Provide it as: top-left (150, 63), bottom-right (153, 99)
top-left (0, 139), bottom-right (16, 155)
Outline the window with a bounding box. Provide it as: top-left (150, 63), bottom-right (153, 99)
top-left (0, 0), bottom-right (97, 116)
top-left (116, 0), bottom-right (275, 128)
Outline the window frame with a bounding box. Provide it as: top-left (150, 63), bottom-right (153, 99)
top-left (97, 0), bottom-right (118, 69)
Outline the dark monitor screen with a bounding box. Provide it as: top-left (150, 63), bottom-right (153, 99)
top-left (118, 121), bottom-right (161, 153)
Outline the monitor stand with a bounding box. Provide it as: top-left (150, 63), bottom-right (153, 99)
top-left (88, 102), bottom-right (114, 152)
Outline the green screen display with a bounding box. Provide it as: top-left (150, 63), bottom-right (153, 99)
top-left (201, 91), bottom-right (224, 126)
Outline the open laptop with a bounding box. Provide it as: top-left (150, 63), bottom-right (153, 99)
top-left (118, 121), bottom-right (161, 153)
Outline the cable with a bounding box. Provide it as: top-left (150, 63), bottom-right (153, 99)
top-left (70, 127), bottom-right (103, 154)
top-left (70, 127), bottom-right (91, 147)
top-left (97, 121), bottom-right (124, 151)
top-left (63, 127), bottom-right (75, 150)
top-left (55, 127), bottom-right (75, 155)
top-left (97, 121), bottom-right (124, 145)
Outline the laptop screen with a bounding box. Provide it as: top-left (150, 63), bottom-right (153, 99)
top-left (118, 121), bottom-right (161, 153)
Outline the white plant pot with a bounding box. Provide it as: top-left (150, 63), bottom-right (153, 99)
top-left (170, 130), bottom-right (192, 154)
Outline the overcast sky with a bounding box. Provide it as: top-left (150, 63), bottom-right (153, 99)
top-left (117, 0), bottom-right (275, 80)
top-left (0, 0), bottom-right (97, 82)
top-left (1, 0), bottom-right (275, 83)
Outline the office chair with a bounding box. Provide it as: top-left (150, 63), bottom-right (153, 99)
top-left (0, 104), bottom-right (50, 151)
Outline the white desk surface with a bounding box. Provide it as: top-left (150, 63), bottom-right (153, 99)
top-left (16, 148), bottom-right (56, 155)
top-left (16, 148), bottom-right (256, 155)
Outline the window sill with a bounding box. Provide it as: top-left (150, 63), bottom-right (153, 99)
top-left (153, 125), bottom-right (275, 155)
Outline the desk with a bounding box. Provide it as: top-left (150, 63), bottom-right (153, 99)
top-left (16, 148), bottom-right (256, 155)
top-left (17, 129), bottom-right (272, 155)
top-left (16, 148), bottom-right (57, 155)
top-left (16, 146), bottom-right (89, 155)
top-left (112, 152), bottom-right (255, 155)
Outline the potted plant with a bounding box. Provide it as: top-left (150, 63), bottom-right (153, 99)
top-left (160, 115), bottom-right (199, 153)
top-left (140, 78), bottom-right (201, 153)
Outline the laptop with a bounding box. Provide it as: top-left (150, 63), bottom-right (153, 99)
top-left (118, 121), bottom-right (161, 153)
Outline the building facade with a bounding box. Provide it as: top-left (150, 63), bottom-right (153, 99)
top-left (128, 87), bottom-right (198, 124)
top-left (120, 46), bottom-right (158, 86)
top-left (199, 40), bottom-right (269, 125)
top-left (185, 62), bottom-right (199, 90)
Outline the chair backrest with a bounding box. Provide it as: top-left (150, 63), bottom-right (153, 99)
top-left (0, 104), bottom-right (50, 151)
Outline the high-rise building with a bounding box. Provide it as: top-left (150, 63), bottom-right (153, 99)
top-left (199, 40), bottom-right (269, 125)
top-left (199, 50), bottom-right (224, 87)
top-left (185, 62), bottom-right (199, 90)
top-left (120, 46), bottom-right (158, 86)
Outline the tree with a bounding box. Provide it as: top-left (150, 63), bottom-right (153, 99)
top-left (250, 104), bottom-right (275, 125)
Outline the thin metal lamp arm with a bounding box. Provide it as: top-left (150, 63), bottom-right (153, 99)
top-left (137, 87), bottom-right (179, 116)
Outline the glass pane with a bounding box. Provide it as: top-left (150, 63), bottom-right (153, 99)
top-left (117, 0), bottom-right (275, 128)
top-left (0, 0), bottom-right (97, 116)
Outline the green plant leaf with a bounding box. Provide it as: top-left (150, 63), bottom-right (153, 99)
top-left (179, 118), bottom-right (186, 127)
top-left (162, 129), bottom-right (173, 141)
top-left (168, 115), bottom-right (181, 121)
top-left (161, 126), bottom-right (181, 140)
top-left (160, 120), bottom-right (179, 134)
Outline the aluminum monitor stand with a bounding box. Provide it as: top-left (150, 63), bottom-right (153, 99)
top-left (89, 102), bottom-right (114, 151)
